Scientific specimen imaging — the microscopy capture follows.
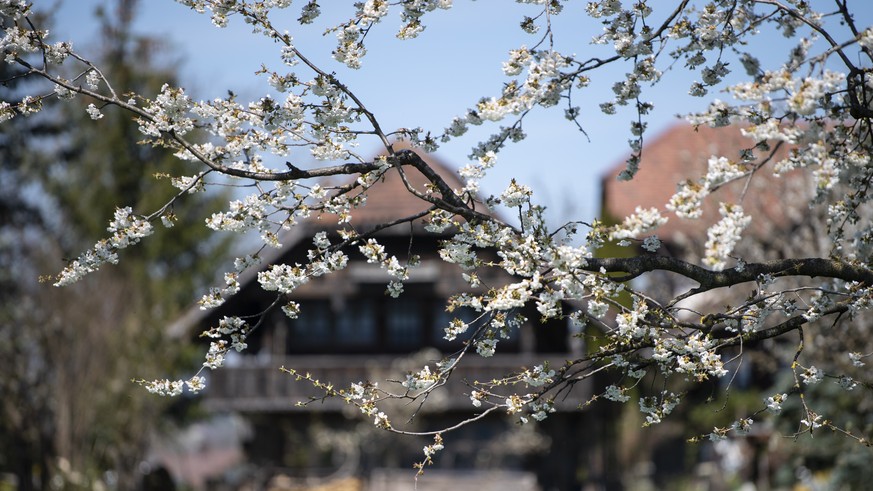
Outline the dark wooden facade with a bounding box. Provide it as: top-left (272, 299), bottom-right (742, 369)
top-left (173, 157), bottom-right (617, 490)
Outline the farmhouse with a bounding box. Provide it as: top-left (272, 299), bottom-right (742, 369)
top-left (168, 146), bottom-right (617, 490)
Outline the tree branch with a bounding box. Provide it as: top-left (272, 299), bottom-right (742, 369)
top-left (586, 255), bottom-right (873, 290)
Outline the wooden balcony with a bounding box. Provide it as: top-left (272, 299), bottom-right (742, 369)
top-left (202, 353), bottom-right (591, 413)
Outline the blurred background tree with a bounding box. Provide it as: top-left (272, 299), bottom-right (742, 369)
top-left (0, 1), bottom-right (230, 489)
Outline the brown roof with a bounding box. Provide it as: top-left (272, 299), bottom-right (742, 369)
top-left (168, 146), bottom-right (471, 338)
top-left (601, 123), bottom-right (807, 246)
top-left (312, 142), bottom-right (470, 230)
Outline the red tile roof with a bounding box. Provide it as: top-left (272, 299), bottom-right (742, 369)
top-left (601, 123), bottom-right (806, 246)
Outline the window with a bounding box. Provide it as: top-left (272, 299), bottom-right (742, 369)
top-left (278, 285), bottom-right (500, 353)
top-left (432, 304), bottom-right (478, 347)
top-left (336, 298), bottom-right (377, 345)
top-left (288, 300), bottom-right (331, 350)
top-left (386, 299), bottom-right (423, 347)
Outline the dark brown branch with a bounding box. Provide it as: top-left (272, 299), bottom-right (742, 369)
top-left (391, 149), bottom-right (496, 224)
top-left (586, 255), bottom-right (873, 289)
top-left (651, 0), bottom-right (691, 41)
top-left (719, 304), bottom-right (849, 348)
top-left (754, 0), bottom-right (857, 71)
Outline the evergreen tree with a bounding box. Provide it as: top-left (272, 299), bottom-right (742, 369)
top-left (0, 11), bottom-right (62, 489)
top-left (41, 0), bottom-right (230, 307)
top-left (0, 1), bottom-right (230, 488)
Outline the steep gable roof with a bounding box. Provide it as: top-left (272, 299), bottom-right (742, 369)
top-left (168, 146), bottom-right (468, 337)
top-left (601, 123), bottom-right (807, 247)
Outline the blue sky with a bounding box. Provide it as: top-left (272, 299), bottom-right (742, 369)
top-left (48, 1), bottom-right (873, 225)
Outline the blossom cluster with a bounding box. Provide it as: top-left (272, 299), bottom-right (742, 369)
top-left (402, 364), bottom-right (441, 391)
top-left (138, 377), bottom-right (205, 397)
top-left (54, 207), bottom-right (153, 286)
top-left (610, 206), bottom-right (668, 240)
top-left (703, 203), bottom-right (751, 271)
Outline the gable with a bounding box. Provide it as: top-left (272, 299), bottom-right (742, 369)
top-left (601, 123), bottom-right (805, 247)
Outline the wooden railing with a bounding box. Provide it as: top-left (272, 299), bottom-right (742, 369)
top-left (202, 353), bottom-right (591, 413)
